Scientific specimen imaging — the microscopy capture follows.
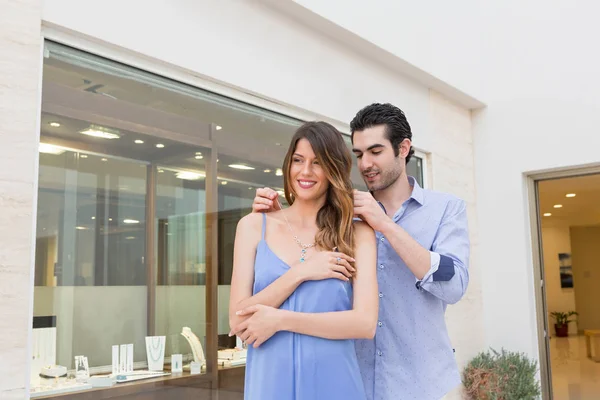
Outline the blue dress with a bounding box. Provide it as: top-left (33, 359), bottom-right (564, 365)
top-left (243, 213), bottom-right (367, 400)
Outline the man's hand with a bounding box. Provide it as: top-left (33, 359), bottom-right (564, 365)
top-left (229, 305), bottom-right (282, 348)
top-left (252, 187), bottom-right (282, 213)
top-left (353, 190), bottom-right (389, 232)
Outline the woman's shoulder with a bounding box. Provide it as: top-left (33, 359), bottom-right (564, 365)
top-left (353, 220), bottom-right (375, 240)
top-left (237, 212), bottom-right (264, 235)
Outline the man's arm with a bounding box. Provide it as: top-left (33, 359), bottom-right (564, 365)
top-left (380, 199), bottom-right (470, 304)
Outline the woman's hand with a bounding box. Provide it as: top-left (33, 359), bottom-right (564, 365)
top-left (295, 251), bottom-right (356, 282)
top-left (229, 304), bottom-right (282, 348)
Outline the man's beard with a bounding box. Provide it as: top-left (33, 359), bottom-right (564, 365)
top-left (364, 165), bottom-right (403, 192)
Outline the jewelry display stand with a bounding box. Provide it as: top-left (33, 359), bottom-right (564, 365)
top-left (180, 327), bottom-right (206, 371)
top-left (31, 322), bottom-right (57, 383)
top-left (145, 336), bottom-right (166, 371)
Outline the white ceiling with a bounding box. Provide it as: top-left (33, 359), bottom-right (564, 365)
top-left (538, 173), bottom-right (600, 227)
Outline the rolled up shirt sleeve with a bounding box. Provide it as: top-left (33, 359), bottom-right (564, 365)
top-left (416, 199), bottom-right (470, 304)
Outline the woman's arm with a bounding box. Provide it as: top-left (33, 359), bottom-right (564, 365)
top-left (278, 222), bottom-right (378, 339)
top-left (228, 213), bottom-right (305, 330)
top-left (232, 222), bottom-right (378, 345)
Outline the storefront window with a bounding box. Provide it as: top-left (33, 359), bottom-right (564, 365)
top-left (31, 42), bottom-right (424, 399)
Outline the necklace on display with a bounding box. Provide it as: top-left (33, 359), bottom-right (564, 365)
top-left (147, 337), bottom-right (163, 362)
top-left (279, 199), bottom-right (315, 262)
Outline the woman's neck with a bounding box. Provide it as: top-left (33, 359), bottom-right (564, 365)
top-left (286, 197), bottom-right (325, 229)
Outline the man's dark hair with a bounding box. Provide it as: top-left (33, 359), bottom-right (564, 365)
top-left (350, 103), bottom-right (414, 164)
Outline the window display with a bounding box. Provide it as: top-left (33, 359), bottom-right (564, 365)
top-left (31, 41), bottom-right (425, 399)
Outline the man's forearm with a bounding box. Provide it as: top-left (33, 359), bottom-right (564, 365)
top-left (379, 219), bottom-right (431, 280)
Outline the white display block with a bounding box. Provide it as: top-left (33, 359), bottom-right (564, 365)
top-left (145, 336), bottom-right (166, 371)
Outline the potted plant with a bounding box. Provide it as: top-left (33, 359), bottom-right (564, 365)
top-left (462, 348), bottom-right (540, 400)
top-left (550, 311), bottom-right (578, 337)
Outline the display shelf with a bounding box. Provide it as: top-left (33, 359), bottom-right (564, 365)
top-left (31, 366), bottom-right (244, 400)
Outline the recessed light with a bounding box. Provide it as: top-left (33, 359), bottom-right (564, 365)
top-left (134, 140), bottom-right (144, 144)
top-left (176, 171), bottom-right (205, 180)
top-left (109, 218), bottom-right (113, 221)
top-left (554, 204), bottom-right (563, 208)
top-left (91, 217), bottom-right (95, 220)
top-left (80, 154), bottom-right (88, 159)
top-left (125, 236), bottom-right (136, 240)
top-left (229, 164), bottom-right (255, 170)
top-left (275, 143), bottom-right (282, 146)
top-left (39, 143), bottom-right (65, 155)
top-left (264, 169), bottom-right (272, 173)
top-left (158, 169), bottom-right (164, 173)
top-left (195, 155), bottom-right (203, 160)
top-left (80, 125), bottom-right (120, 139)
top-left (123, 219), bottom-right (140, 224)
top-left (275, 168), bottom-right (283, 176)
top-left (544, 213), bottom-right (552, 217)
top-left (75, 226), bottom-right (89, 230)
top-left (221, 181), bottom-right (228, 185)
top-left (49, 122), bottom-right (61, 127)
top-left (156, 143), bottom-right (165, 148)
top-left (566, 193), bottom-right (576, 198)
top-left (249, 187), bottom-right (253, 190)
top-left (215, 125), bottom-right (222, 131)
top-left (101, 158), bottom-right (108, 162)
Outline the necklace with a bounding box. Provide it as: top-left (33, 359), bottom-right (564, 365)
top-left (147, 337), bottom-right (163, 362)
top-left (279, 200), bottom-right (315, 262)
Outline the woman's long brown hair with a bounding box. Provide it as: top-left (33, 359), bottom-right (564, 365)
top-left (282, 121), bottom-right (355, 258)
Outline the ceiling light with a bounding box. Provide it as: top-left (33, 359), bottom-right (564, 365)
top-left (39, 143), bottom-right (65, 155)
top-left (566, 193), bottom-right (576, 198)
top-left (91, 217), bottom-right (96, 220)
top-left (275, 143), bottom-right (282, 146)
top-left (156, 143), bottom-right (165, 148)
top-left (229, 164), bottom-right (255, 170)
top-left (275, 168), bottom-right (283, 176)
top-left (125, 236), bottom-right (136, 240)
top-left (123, 219), bottom-right (140, 224)
top-left (176, 171), bottom-right (205, 180)
top-left (109, 218), bottom-right (113, 221)
top-left (544, 213), bottom-right (552, 217)
top-left (75, 226), bottom-right (89, 230)
top-left (101, 158), bottom-right (108, 162)
top-left (554, 204), bottom-right (563, 208)
top-left (215, 125), bottom-right (222, 131)
top-left (80, 125), bottom-right (120, 139)
top-left (134, 140), bottom-right (144, 144)
top-left (221, 181), bottom-right (228, 185)
top-left (80, 154), bottom-right (88, 159)
top-left (264, 169), bottom-right (271, 173)
top-left (158, 169), bottom-right (164, 173)
top-left (49, 122), bottom-right (61, 127)
top-left (195, 155), bottom-right (203, 160)
top-left (249, 187), bottom-right (253, 190)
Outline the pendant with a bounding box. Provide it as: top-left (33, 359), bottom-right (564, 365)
top-left (300, 248), bottom-right (307, 262)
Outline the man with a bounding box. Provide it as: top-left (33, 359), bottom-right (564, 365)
top-left (250, 103), bottom-right (470, 400)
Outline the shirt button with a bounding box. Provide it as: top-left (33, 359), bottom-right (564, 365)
top-left (377, 350), bottom-right (383, 356)
top-left (380, 237), bottom-right (385, 242)
top-left (379, 293), bottom-right (383, 298)
top-left (378, 321), bottom-right (383, 327)
top-left (379, 264), bottom-right (384, 270)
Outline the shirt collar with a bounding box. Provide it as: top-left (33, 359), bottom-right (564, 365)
top-left (407, 176), bottom-right (424, 206)
top-left (372, 176), bottom-right (424, 216)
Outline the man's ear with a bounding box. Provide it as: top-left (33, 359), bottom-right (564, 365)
top-left (399, 138), bottom-right (412, 159)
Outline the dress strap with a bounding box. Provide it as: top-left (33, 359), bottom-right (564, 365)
top-left (261, 212), bottom-right (266, 240)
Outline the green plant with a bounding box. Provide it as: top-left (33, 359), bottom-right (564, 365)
top-left (550, 311), bottom-right (578, 326)
top-left (462, 348), bottom-right (541, 400)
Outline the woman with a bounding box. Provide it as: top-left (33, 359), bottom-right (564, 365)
top-left (228, 121), bottom-right (378, 400)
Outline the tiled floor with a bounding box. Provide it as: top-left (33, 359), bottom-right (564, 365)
top-left (550, 335), bottom-right (600, 399)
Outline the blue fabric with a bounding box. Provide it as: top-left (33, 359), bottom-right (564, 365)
top-left (355, 176), bottom-right (470, 400)
top-left (432, 255), bottom-right (455, 282)
top-left (244, 213), bottom-right (367, 400)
